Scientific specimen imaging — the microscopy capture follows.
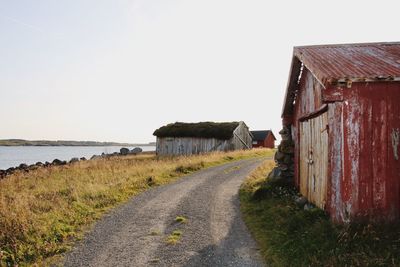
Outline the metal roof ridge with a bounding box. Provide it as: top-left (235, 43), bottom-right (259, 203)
top-left (294, 41), bottom-right (400, 49)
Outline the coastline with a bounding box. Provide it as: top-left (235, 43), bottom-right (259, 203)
top-left (0, 145), bottom-right (156, 171)
top-left (0, 139), bottom-right (155, 147)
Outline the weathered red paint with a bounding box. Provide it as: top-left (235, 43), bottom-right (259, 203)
top-left (282, 42), bottom-right (400, 223)
top-left (252, 133), bottom-right (275, 148)
top-left (265, 133), bottom-right (275, 148)
top-left (293, 42), bottom-right (400, 86)
top-left (337, 82), bottom-right (400, 222)
top-left (282, 116), bottom-right (293, 126)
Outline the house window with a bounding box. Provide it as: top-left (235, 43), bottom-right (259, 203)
top-left (252, 141), bottom-right (258, 145)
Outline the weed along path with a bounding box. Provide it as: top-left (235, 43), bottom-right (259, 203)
top-left (64, 158), bottom-right (266, 267)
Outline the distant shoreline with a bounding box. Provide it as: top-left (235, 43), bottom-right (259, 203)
top-left (0, 139), bottom-right (155, 147)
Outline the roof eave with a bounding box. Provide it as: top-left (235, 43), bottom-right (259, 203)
top-left (332, 76), bottom-right (400, 86)
top-left (281, 55), bottom-right (302, 118)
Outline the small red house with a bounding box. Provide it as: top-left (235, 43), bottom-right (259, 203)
top-left (251, 130), bottom-right (276, 148)
top-left (282, 42), bottom-right (400, 223)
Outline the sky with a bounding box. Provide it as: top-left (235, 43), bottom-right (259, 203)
top-left (0, 0), bottom-right (399, 143)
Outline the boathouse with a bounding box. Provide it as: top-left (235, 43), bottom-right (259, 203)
top-left (153, 121), bottom-right (252, 156)
top-left (282, 42), bottom-right (400, 223)
top-left (250, 130), bottom-right (276, 148)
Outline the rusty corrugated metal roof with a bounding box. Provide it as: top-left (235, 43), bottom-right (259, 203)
top-left (294, 42), bottom-right (400, 86)
top-left (282, 42), bottom-right (400, 117)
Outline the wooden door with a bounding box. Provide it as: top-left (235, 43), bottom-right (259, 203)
top-left (299, 112), bottom-right (328, 209)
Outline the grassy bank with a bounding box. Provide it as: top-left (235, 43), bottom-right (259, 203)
top-left (0, 148), bottom-right (273, 266)
top-left (240, 160), bottom-right (400, 266)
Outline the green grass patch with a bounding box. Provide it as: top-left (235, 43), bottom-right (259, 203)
top-left (175, 216), bottom-right (187, 224)
top-left (240, 160), bottom-right (400, 267)
top-left (174, 162), bottom-right (205, 174)
top-left (166, 230), bottom-right (182, 245)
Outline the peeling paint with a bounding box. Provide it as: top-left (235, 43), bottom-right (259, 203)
top-left (392, 128), bottom-right (400, 160)
top-left (290, 62), bottom-right (400, 223)
top-left (343, 203), bottom-right (352, 224)
top-left (348, 99), bottom-right (361, 215)
top-left (283, 40), bottom-right (400, 224)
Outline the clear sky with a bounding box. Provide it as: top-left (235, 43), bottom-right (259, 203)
top-left (0, 0), bottom-right (399, 143)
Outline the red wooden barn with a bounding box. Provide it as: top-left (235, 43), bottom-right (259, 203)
top-left (282, 42), bottom-right (400, 223)
top-left (251, 130), bottom-right (276, 148)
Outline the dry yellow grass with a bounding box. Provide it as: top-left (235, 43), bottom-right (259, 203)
top-left (240, 159), bottom-right (275, 194)
top-left (0, 148), bottom-right (273, 266)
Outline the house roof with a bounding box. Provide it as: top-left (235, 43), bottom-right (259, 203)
top-left (250, 130), bottom-right (276, 141)
top-left (153, 122), bottom-right (241, 140)
top-left (282, 42), bottom-right (400, 117)
top-left (295, 42), bottom-right (400, 86)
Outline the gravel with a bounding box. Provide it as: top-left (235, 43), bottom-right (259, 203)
top-left (64, 158), bottom-right (266, 267)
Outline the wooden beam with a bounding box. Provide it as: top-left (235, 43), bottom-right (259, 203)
top-left (281, 56), bottom-right (302, 118)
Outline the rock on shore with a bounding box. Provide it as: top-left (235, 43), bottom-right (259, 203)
top-left (0, 147), bottom-right (145, 179)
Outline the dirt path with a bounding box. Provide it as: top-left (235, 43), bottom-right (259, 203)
top-left (64, 158), bottom-right (266, 267)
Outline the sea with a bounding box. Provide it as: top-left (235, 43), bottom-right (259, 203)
top-left (0, 146), bottom-right (156, 170)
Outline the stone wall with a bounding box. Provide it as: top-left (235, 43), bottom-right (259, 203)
top-left (267, 125), bottom-right (295, 185)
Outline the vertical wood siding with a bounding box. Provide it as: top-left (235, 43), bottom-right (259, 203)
top-left (284, 45), bottom-right (400, 222)
top-left (156, 122), bottom-right (252, 156)
top-left (252, 133), bottom-right (275, 148)
top-left (156, 137), bottom-right (231, 156)
top-left (232, 122), bottom-right (252, 150)
top-left (293, 68), bottom-right (325, 188)
top-left (299, 121), bottom-right (310, 197)
top-left (299, 112), bottom-right (328, 209)
top-left (264, 134), bottom-right (275, 148)
top-left (292, 67), bottom-right (400, 222)
top-left (339, 82), bottom-right (400, 222)
top-left (327, 102), bottom-right (345, 222)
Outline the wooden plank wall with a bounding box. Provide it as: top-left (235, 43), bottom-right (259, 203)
top-left (156, 122), bottom-right (252, 156)
top-left (340, 82), bottom-right (400, 221)
top-left (299, 112), bottom-right (328, 209)
top-left (232, 122), bottom-right (253, 149)
top-left (293, 68), bottom-right (325, 188)
top-left (156, 137), bottom-right (231, 156)
top-left (299, 120), bottom-right (310, 198)
top-left (311, 112), bottom-right (328, 209)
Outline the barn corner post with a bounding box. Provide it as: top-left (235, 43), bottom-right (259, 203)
top-left (267, 117), bottom-right (295, 185)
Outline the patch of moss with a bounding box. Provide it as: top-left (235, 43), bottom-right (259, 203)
top-left (153, 122), bottom-right (240, 140)
top-left (175, 216), bottom-right (187, 224)
top-left (166, 230), bottom-right (182, 245)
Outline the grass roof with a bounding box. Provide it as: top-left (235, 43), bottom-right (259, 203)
top-left (153, 122), bottom-right (240, 140)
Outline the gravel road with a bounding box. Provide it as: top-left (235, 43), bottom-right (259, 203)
top-left (64, 158), bottom-right (266, 267)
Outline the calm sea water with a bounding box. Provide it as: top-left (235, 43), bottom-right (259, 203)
top-left (0, 146), bottom-right (156, 170)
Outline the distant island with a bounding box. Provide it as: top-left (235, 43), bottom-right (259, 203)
top-left (0, 139), bottom-right (156, 147)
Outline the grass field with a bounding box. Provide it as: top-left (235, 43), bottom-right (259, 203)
top-left (240, 160), bottom-right (400, 266)
top-left (0, 148), bottom-right (273, 266)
